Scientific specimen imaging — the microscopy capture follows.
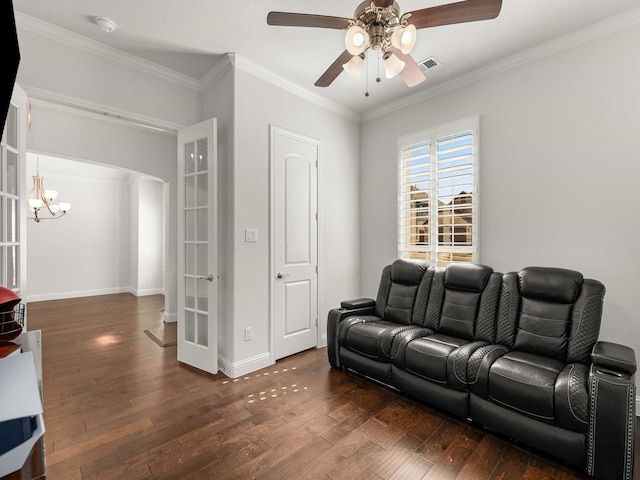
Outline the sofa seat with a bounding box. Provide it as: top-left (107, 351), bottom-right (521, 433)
top-left (397, 333), bottom-right (483, 386)
top-left (338, 315), bottom-right (425, 361)
top-left (488, 351), bottom-right (563, 422)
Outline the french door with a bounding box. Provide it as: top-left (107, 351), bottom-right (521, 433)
top-left (177, 119), bottom-right (218, 374)
top-left (0, 84), bottom-right (27, 312)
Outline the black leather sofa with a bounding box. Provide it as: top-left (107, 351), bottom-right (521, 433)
top-left (327, 260), bottom-right (636, 479)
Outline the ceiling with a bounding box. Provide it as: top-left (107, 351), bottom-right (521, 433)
top-left (12, 0), bottom-right (640, 115)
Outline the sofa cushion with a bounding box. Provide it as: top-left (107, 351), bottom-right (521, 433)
top-left (445, 263), bottom-right (493, 292)
top-left (488, 351), bottom-right (564, 422)
top-left (403, 334), bottom-right (468, 384)
top-left (391, 259), bottom-right (428, 286)
top-left (519, 267), bottom-right (582, 304)
top-left (340, 317), bottom-right (411, 361)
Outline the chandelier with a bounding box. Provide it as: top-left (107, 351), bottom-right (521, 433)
top-left (28, 155), bottom-right (71, 222)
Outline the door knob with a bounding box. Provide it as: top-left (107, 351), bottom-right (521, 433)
top-left (197, 274), bottom-right (214, 282)
top-left (277, 272), bottom-right (290, 279)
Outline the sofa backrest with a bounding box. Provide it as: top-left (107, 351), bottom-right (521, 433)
top-left (421, 263), bottom-right (502, 342)
top-left (374, 259), bottom-right (433, 325)
top-left (496, 266), bottom-right (605, 363)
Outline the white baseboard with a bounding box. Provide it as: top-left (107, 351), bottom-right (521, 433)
top-left (26, 287), bottom-right (131, 303)
top-left (218, 352), bottom-right (274, 379)
top-left (129, 287), bottom-right (165, 297)
top-left (163, 312), bottom-right (177, 323)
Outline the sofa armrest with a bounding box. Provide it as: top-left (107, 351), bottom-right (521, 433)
top-left (592, 341), bottom-right (637, 375)
top-left (588, 342), bottom-right (636, 480)
top-left (340, 298), bottom-right (376, 310)
top-left (327, 304), bottom-right (376, 369)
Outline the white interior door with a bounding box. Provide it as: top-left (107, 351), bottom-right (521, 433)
top-left (177, 118), bottom-right (218, 374)
top-left (271, 126), bottom-right (319, 360)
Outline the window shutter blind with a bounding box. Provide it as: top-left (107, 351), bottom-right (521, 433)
top-left (399, 117), bottom-right (477, 266)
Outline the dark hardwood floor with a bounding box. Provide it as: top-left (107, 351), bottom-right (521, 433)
top-left (26, 294), bottom-right (635, 479)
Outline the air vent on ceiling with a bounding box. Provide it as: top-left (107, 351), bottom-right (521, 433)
top-left (418, 57), bottom-right (441, 72)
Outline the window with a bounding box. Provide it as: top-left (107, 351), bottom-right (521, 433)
top-left (399, 116), bottom-right (478, 267)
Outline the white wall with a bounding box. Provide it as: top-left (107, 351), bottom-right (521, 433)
top-left (15, 22), bottom-right (198, 319)
top-left (360, 25), bottom-right (640, 354)
top-left (202, 64), bottom-right (235, 364)
top-left (130, 175), bottom-right (164, 296)
top-left (26, 155), bottom-right (131, 300)
top-left (227, 66), bottom-right (361, 376)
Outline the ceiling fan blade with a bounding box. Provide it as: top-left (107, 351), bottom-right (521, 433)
top-left (315, 50), bottom-right (353, 87)
top-left (407, 0), bottom-right (502, 30)
top-left (267, 12), bottom-right (351, 29)
top-left (389, 47), bottom-right (426, 88)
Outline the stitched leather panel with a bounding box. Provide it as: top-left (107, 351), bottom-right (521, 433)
top-left (390, 327), bottom-right (432, 369)
top-left (475, 277), bottom-right (501, 343)
top-left (496, 275), bottom-right (518, 347)
top-left (452, 340), bottom-right (488, 385)
top-left (380, 325), bottom-right (415, 357)
top-left (412, 267), bottom-right (434, 326)
top-left (568, 364), bottom-right (589, 424)
top-left (567, 279), bottom-right (605, 364)
top-left (389, 326), bottom-right (431, 360)
top-left (424, 269), bottom-right (445, 329)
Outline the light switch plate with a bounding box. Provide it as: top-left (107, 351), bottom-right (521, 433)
top-left (245, 228), bottom-right (257, 243)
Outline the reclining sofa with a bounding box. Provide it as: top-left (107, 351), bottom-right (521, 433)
top-left (327, 260), bottom-right (636, 479)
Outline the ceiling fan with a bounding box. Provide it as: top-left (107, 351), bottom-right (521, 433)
top-left (267, 0), bottom-right (502, 89)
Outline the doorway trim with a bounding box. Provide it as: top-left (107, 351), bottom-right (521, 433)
top-left (269, 125), bottom-right (323, 363)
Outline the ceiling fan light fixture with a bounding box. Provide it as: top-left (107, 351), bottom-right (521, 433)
top-left (383, 51), bottom-right (405, 79)
top-left (391, 24), bottom-right (416, 54)
top-left (342, 54), bottom-right (365, 79)
top-left (345, 25), bottom-right (369, 55)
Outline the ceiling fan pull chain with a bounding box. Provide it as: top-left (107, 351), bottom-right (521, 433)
top-left (364, 53), bottom-right (370, 97)
top-left (376, 49), bottom-right (381, 83)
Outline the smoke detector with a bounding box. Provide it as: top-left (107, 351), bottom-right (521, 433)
top-left (95, 17), bottom-right (117, 33)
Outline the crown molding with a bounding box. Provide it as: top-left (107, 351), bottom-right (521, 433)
top-left (15, 12), bottom-right (201, 91)
top-left (200, 54), bottom-right (235, 92)
top-left (362, 6), bottom-right (640, 122)
top-left (23, 84), bottom-right (183, 135)
top-left (231, 54), bottom-right (361, 123)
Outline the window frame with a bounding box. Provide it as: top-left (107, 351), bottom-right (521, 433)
top-left (397, 115), bottom-right (479, 266)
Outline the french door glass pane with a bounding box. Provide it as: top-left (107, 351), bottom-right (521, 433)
top-left (7, 151), bottom-right (17, 195)
top-left (185, 243), bottom-right (195, 275)
top-left (197, 244), bottom-right (207, 277)
top-left (185, 141), bottom-right (195, 174)
top-left (185, 176), bottom-right (196, 208)
top-left (6, 246), bottom-right (18, 289)
top-left (196, 174), bottom-right (207, 207)
top-left (6, 199), bottom-right (18, 243)
top-left (197, 313), bottom-right (208, 347)
top-left (185, 210), bottom-right (195, 241)
top-left (0, 197), bottom-right (4, 242)
top-left (197, 278), bottom-right (208, 313)
top-left (197, 208), bottom-right (207, 241)
top-left (185, 310), bottom-right (195, 342)
top-left (185, 277), bottom-right (196, 309)
top-left (6, 105), bottom-right (17, 149)
top-left (196, 138), bottom-right (208, 172)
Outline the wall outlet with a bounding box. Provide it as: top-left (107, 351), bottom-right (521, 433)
top-left (244, 326), bottom-right (253, 341)
top-left (245, 228), bottom-right (257, 243)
